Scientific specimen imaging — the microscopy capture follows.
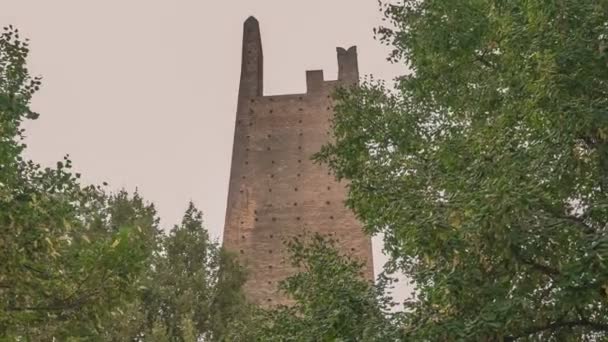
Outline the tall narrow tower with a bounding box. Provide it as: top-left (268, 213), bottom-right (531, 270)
top-left (223, 17), bottom-right (373, 306)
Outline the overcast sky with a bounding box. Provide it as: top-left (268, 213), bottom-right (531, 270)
top-left (2, 0), bottom-right (410, 299)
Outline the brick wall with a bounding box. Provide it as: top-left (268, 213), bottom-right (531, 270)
top-left (223, 17), bottom-right (373, 306)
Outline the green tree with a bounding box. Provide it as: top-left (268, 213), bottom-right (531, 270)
top-left (316, 1), bottom-right (608, 340)
top-left (0, 26), bottom-right (160, 340)
top-left (250, 234), bottom-right (402, 341)
top-left (139, 203), bottom-right (248, 342)
top-left (84, 190), bottom-right (162, 341)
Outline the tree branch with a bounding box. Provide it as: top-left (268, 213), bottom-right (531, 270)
top-left (557, 215), bottom-right (596, 235)
top-left (511, 246), bottom-right (560, 279)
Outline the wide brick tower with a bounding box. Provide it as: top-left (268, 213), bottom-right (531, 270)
top-left (223, 16), bottom-right (374, 306)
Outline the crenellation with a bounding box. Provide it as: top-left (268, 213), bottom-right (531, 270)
top-left (306, 70), bottom-right (325, 93)
top-left (337, 46), bottom-right (359, 84)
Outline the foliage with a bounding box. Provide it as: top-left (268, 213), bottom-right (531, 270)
top-left (316, 0), bottom-right (608, 340)
top-left (138, 203), bottom-right (248, 342)
top-left (0, 25), bottom-right (249, 341)
top-left (0, 25), bottom-right (153, 339)
top-left (249, 234), bottom-right (402, 341)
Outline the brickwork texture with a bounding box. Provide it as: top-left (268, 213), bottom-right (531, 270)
top-left (223, 16), bottom-right (374, 306)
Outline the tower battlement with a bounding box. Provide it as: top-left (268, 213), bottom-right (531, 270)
top-left (223, 17), bottom-right (373, 306)
top-left (239, 17), bottom-right (359, 98)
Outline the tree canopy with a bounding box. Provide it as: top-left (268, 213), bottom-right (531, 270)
top-left (316, 0), bottom-right (608, 340)
top-left (0, 26), bottom-right (249, 341)
top-left (0, 26), bottom-right (156, 339)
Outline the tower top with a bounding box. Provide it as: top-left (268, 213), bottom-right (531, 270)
top-left (238, 17), bottom-right (359, 98)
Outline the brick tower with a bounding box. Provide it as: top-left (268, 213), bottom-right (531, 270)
top-left (223, 16), bottom-right (374, 306)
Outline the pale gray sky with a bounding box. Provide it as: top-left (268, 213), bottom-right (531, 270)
top-left (2, 0), bottom-right (410, 298)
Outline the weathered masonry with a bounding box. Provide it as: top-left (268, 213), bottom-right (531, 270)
top-left (223, 16), bottom-right (374, 306)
